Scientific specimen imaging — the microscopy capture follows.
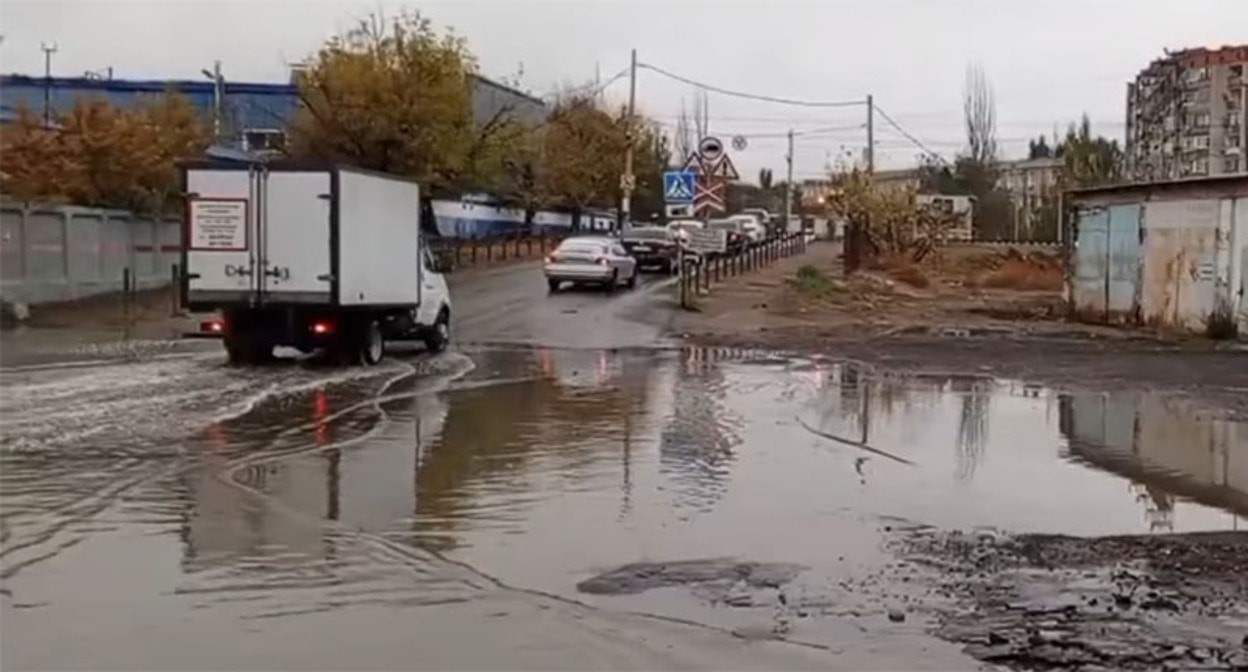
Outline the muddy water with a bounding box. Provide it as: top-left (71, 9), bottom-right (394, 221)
top-left (2, 346), bottom-right (1245, 669)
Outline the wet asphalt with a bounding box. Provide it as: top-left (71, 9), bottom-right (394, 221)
top-left (2, 262), bottom-right (1246, 670)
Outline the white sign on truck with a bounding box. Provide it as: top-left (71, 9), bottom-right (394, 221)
top-left (686, 228), bottom-right (727, 254)
top-left (182, 161), bottom-right (453, 367)
top-left (189, 199), bottom-right (248, 251)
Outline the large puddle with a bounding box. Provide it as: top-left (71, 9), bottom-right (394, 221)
top-left (4, 346), bottom-right (1246, 668)
top-left (184, 347), bottom-right (1248, 624)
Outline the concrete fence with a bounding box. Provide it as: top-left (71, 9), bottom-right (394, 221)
top-left (0, 201), bottom-right (181, 306)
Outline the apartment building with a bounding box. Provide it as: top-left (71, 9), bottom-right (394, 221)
top-left (1125, 45), bottom-right (1248, 181)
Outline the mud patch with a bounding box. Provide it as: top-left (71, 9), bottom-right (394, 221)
top-left (576, 559), bottom-right (806, 596)
top-left (897, 529), bottom-right (1248, 670)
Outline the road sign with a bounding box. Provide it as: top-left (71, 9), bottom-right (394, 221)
top-left (663, 170), bottom-right (696, 203)
top-left (681, 152), bottom-right (704, 174)
top-left (697, 136), bottom-right (724, 163)
top-left (619, 173), bottom-right (636, 192)
top-left (666, 203), bottom-right (693, 218)
top-left (693, 182), bottom-right (726, 215)
top-left (704, 155), bottom-right (740, 181)
top-left (686, 228), bottom-right (727, 255)
top-left (731, 135), bottom-right (748, 151)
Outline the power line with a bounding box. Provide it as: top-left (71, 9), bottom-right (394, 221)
top-left (637, 62), bottom-right (866, 109)
top-left (873, 104), bottom-right (948, 164)
top-left (542, 66), bottom-right (629, 101)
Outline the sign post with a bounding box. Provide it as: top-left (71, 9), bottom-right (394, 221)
top-left (686, 136), bottom-right (740, 220)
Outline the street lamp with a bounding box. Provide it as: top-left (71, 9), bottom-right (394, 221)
top-left (41, 42), bottom-right (57, 126)
top-left (201, 61), bottom-right (223, 144)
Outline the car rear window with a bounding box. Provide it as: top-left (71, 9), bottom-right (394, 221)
top-left (557, 242), bottom-right (607, 255)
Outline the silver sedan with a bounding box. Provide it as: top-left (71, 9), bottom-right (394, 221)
top-left (544, 236), bottom-right (638, 293)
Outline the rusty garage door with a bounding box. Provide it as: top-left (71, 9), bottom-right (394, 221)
top-left (1107, 203), bottom-right (1142, 320)
top-left (1073, 207), bottom-right (1109, 319)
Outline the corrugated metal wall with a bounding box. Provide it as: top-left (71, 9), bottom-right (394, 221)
top-left (1139, 199), bottom-right (1221, 330)
top-left (1073, 208), bottom-right (1109, 319)
top-left (1107, 204), bottom-right (1142, 318)
top-left (1234, 198), bottom-right (1248, 334)
top-left (1071, 186), bottom-right (1246, 334)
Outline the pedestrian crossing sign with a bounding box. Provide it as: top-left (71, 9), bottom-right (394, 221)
top-left (663, 170), bottom-right (696, 204)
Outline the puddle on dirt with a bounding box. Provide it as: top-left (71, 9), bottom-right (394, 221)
top-left (5, 345), bottom-right (1246, 668)
top-left (174, 348), bottom-right (1246, 625)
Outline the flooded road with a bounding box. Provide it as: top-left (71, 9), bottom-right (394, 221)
top-left (5, 335), bottom-right (1246, 668)
top-left (3, 263), bottom-right (1246, 669)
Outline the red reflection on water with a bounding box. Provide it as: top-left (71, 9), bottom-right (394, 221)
top-left (314, 387), bottom-right (331, 447)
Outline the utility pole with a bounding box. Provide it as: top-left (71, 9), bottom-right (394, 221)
top-left (848, 94), bottom-right (874, 276)
top-left (865, 94), bottom-right (875, 174)
top-left (201, 61), bottom-right (224, 145)
top-left (784, 128), bottom-right (794, 231)
top-left (41, 42), bottom-right (58, 127)
top-left (620, 49), bottom-right (638, 231)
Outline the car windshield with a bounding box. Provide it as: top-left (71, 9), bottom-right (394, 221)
top-left (624, 228), bottom-right (670, 241)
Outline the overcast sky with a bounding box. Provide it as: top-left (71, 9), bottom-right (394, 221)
top-left (3, 0), bottom-right (1245, 181)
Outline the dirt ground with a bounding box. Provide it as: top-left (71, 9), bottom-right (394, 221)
top-left (672, 240), bottom-right (1248, 420)
top-left (672, 239), bottom-right (1248, 670)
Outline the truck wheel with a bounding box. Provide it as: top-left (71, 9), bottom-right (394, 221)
top-left (603, 271), bottom-right (618, 293)
top-left (224, 329), bottom-right (273, 366)
top-left (424, 309), bottom-right (451, 353)
top-left (359, 320), bottom-right (385, 366)
top-left (547, 279), bottom-right (561, 293)
top-left (225, 339), bottom-right (250, 366)
top-left (625, 270), bottom-right (637, 289)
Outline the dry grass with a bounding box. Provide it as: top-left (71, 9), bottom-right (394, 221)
top-left (885, 263), bottom-right (931, 289)
top-left (973, 257), bottom-right (1063, 291)
top-left (867, 254), bottom-right (932, 289)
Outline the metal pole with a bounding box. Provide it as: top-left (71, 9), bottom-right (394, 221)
top-left (866, 94), bottom-right (875, 174)
top-left (784, 128), bottom-right (794, 232)
top-left (212, 61), bottom-right (223, 144)
top-left (41, 42), bottom-right (57, 127)
top-left (620, 48), bottom-right (637, 231)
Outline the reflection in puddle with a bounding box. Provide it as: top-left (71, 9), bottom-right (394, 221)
top-left (7, 346), bottom-right (1246, 668)
top-left (177, 348), bottom-right (1247, 589)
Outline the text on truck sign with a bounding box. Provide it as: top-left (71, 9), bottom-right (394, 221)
top-left (189, 198), bottom-right (249, 251)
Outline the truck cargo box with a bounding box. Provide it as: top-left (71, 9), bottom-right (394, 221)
top-left (181, 161), bottom-right (423, 311)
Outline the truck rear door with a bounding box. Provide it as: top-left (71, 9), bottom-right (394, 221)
top-left (261, 171), bottom-right (332, 303)
top-left (186, 167), bottom-right (257, 303)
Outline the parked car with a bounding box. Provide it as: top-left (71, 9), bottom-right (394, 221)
top-left (544, 236), bottom-right (638, 293)
top-left (706, 218), bottom-right (749, 255)
top-left (729, 214), bottom-right (766, 243)
top-left (621, 226), bottom-right (680, 272)
top-left (741, 208), bottom-right (778, 235)
top-left (666, 219), bottom-right (703, 245)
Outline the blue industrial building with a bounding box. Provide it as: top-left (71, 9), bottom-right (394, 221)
top-left (0, 73), bottom-right (546, 150)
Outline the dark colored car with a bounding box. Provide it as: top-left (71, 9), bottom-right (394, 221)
top-left (621, 226), bottom-right (680, 272)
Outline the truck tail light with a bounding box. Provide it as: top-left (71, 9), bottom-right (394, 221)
top-left (311, 320), bottom-right (334, 335)
top-left (201, 319), bottom-right (224, 334)
top-left (596, 257), bottom-right (609, 266)
top-left (545, 255), bottom-right (558, 265)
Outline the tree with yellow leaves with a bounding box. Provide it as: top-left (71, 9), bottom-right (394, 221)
top-left (825, 168), bottom-right (957, 271)
top-left (538, 93), bottom-right (669, 225)
top-left (0, 92), bottom-right (209, 213)
top-left (289, 10), bottom-right (526, 196)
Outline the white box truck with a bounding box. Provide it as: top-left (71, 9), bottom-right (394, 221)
top-left (180, 160), bottom-right (452, 365)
